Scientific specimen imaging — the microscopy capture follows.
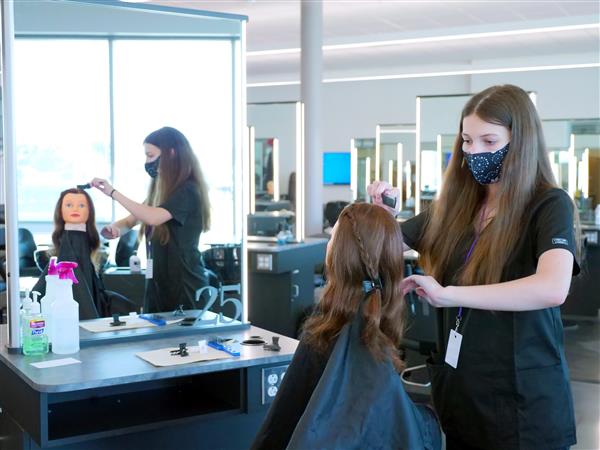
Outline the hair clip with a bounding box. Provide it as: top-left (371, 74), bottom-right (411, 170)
top-left (170, 342), bottom-right (189, 357)
top-left (362, 278), bottom-right (383, 294)
top-left (76, 183), bottom-right (91, 190)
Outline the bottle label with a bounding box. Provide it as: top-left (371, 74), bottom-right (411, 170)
top-left (29, 320), bottom-right (46, 335)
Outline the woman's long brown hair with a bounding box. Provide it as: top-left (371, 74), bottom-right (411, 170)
top-left (419, 84), bottom-right (571, 285)
top-left (302, 203), bottom-right (406, 371)
top-left (52, 188), bottom-right (100, 257)
top-left (142, 127), bottom-right (211, 245)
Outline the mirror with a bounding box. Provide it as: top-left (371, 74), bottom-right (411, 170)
top-left (351, 138), bottom-right (376, 201)
top-left (376, 124), bottom-right (417, 215)
top-left (3, 0), bottom-right (247, 347)
top-left (417, 94), bottom-right (471, 214)
top-left (571, 120), bottom-right (600, 220)
top-left (543, 118), bottom-right (600, 220)
top-left (247, 102), bottom-right (304, 242)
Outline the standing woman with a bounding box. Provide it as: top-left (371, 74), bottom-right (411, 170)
top-left (369, 84), bottom-right (579, 450)
top-left (92, 126), bottom-right (211, 313)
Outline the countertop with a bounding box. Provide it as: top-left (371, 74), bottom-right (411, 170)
top-left (0, 324), bottom-right (298, 393)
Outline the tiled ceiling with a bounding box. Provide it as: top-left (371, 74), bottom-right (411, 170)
top-left (153, 1), bottom-right (600, 82)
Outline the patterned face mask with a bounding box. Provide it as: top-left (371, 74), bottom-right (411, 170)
top-left (144, 157), bottom-right (160, 178)
top-left (462, 143), bottom-right (509, 185)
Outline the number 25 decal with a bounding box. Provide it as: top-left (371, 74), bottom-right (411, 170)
top-left (195, 284), bottom-right (242, 325)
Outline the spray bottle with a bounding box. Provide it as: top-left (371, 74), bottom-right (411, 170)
top-left (21, 291), bottom-right (49, 355)
top-left (40, 257), bottom-right (59, 344)
top-left (50, 261), bottom-right (80, 355)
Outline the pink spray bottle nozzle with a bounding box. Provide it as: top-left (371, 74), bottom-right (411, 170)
top-left (47, 257), bottom-right (59, 276)
top-left (56, 261), bottom-right (79, 284)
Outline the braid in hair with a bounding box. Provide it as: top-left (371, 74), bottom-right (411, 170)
top-left (344, 208), bottom-right (382, 346)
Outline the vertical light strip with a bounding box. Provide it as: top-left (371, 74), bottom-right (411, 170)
top-left (415, 97), bottom-right (422, 214)
top-left (272, 138), bottom-right (280, 201)
top-left (436, 134), bottom-right (443, 194)
top-left (581, 148), bottom-right (590, 198)
top-left (365, 156), bottom-right (371, 197)
top-left (350, 138), bottom-right (357, 201)
top-left (405, 161), bottom-right (412, 201)
top-left (388, 160), bottom-right (394, 186)
top-left (529, 91), bottom-right (537, 107)
top-left (397, 142), bottom-right (403, 210)
top-left (248, 126), bottom-right (256, 213)
top-left (568, 133), bottom-right (576, 199)
top-left (295, 101), bottom-right (305, 242)
top-left (375, 125), bottom-right (381, 181)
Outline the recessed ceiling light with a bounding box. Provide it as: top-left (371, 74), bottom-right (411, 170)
top-left (247, 62), bottom-right (600, 87)
top-left (247, 23), bottom-right (600, 57)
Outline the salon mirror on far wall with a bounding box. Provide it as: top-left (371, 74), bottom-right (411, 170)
top-left (350, 138), bottom-right (376, 201)
top-left (3, 0), bottom-right (247, 346)
top-left (376, 124), bottom-right (417, 216)
top-left (416, 94), bottom-right (471, 214)
top-left (247, 102), bottom-right (305, 243)
top-left (543, 118), bottom-right (600, 221)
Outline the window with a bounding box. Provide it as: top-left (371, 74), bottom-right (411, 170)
top-left (14, 39), bottom-right (111, 221)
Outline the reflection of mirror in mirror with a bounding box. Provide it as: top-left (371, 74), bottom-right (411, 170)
top-left (7, 1), bottom-right (246, 342)
top-left (351, 138), bottom-right (376, 201)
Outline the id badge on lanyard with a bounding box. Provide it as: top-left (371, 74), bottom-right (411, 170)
top-left (445, 310), bottom-right (463, 369)
top-left (145, 226), bottom-right (153, 280)
top-left (445, 204), bottom-right (486, 369)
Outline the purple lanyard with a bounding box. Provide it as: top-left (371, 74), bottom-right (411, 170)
top-left (456, 203), bottom-right (487, 325)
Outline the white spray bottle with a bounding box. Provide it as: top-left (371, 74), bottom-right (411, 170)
top-left (50, 261), bottom-right (80, 355)
top-left (40, 256), bottom-right (59, 344)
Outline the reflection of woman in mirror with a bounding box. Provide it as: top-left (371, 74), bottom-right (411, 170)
top-left (369, 85), bottom-right (579, 449)
top-left (91, 126), bottom-right (211, 313)
top-left (33, 188), bottom-right (118, 319)
top-left (264, 146), bottom-right (274, 196)
top-left (252, 203), bottom-right (441, 450)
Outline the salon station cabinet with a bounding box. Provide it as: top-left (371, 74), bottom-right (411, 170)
top-left (0, 323), bottom-right (297, 450)
top-left (247, 238), bottom-right (328, 339)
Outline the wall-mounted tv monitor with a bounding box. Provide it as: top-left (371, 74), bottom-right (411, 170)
top-left (323, 152), bottom-right (351, 185)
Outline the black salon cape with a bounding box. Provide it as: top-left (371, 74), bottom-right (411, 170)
top-left (401, 188), bottom-right (579, 450)
top-left (144, 180), bottom-right (208, 313)
top-left (33, 230), bottom-right (105, 320)
top-left (251, 314), bottom-right (441, 450)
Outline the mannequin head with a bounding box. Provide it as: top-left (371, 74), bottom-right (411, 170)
top-left (52, 188), bottom-right (100, 254)
top-left (61, 192), bottom-right (90, 224)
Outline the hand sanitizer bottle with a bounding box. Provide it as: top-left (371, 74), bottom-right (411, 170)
top-left (40, 257), bottom-right (59, 344)
top-left (51, 261), bottom-right (80, 355)
top-left (22, 291), bottom-right (49, 356)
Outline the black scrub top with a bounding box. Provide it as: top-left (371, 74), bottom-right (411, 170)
top-left (401, 188), bottom-right (579, 450)
top-left (144, 180), bottom-right (208, 313)
top-left (33, 231), bottom-right (104, 320)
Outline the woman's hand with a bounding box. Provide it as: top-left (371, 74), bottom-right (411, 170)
top-left (366, 181), bottom-right (400, 216)
top-left (90, 177), bottom-right (114, 197)
top-left (101, 224), bottom-right (120, 240)
top-left (400, 275), bottom-right (451, 308)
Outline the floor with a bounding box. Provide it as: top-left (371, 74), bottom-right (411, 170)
top-left (564, 319), bottom-right (600, 450)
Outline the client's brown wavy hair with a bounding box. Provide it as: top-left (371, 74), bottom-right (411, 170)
top-left (302, 203), bottom-right (406, 371)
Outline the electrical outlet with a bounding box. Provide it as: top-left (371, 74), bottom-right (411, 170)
top-left (261, 365), bottom-right (288, 405)
top-left (256, 253), bottom-right (273, 271)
